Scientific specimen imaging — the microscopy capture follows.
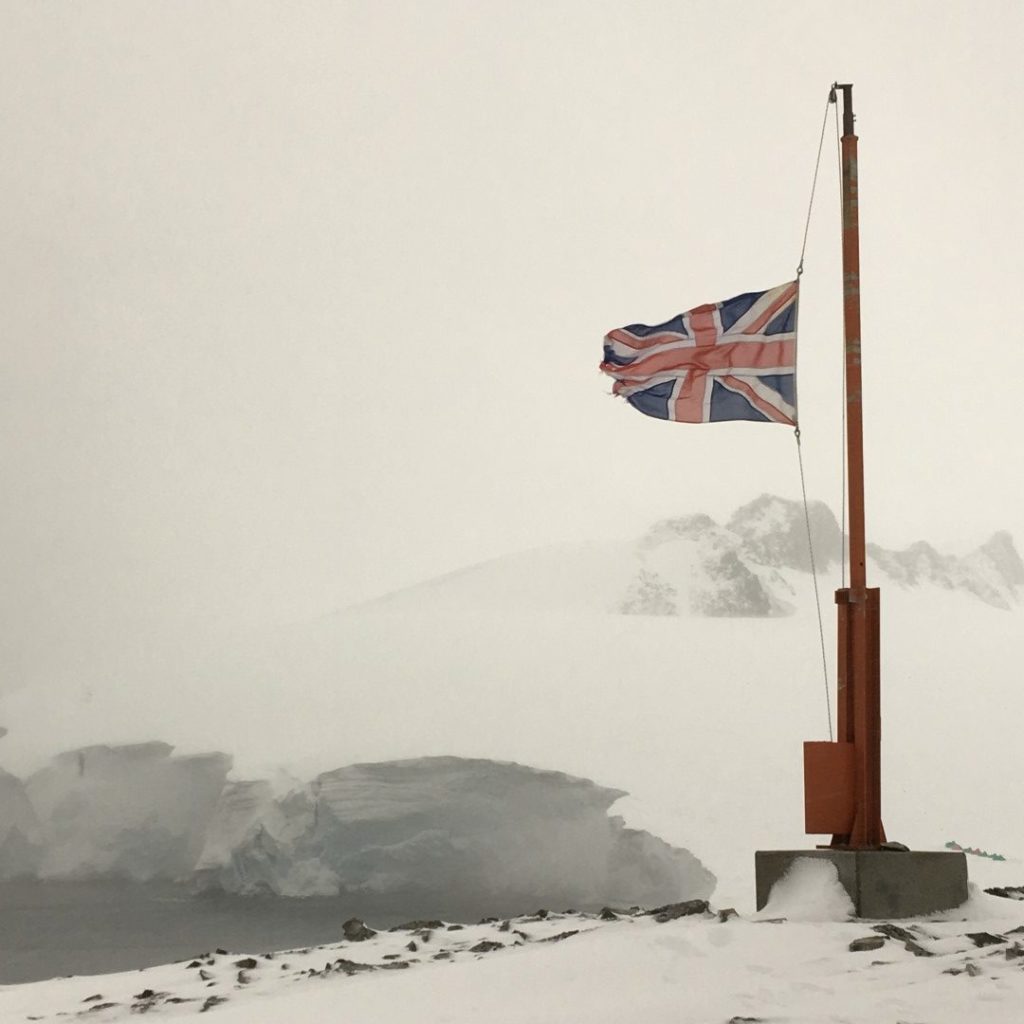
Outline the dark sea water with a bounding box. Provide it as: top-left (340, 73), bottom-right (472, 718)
top-left (0, 880), bottom-right (482, 985)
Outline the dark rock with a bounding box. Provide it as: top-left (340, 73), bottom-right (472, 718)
top-left (533, 909), bottom-right (549, 919)
top-left (406, 941), bottom-right (418, 952)
top-left (849, 936), bottom-right (886, 952)
top-left (479, 916), bottom-right (498, 924)
top-left (470, 940), bottom-right (504, 953)
top-left (382, 954), bottom-right (400, 960)
top-left (200, 995), bottom-right (228, 1012)
top-left (599, 907), bottom-right (619, 921)
top-left (432, 951), bottom-right (452, 960)
top-left (718, 908), bottom-right (739, 923)
top-left (499, 920), bottom-right (511, 932)
top-left (236, 971), bottom-right (250, 985)
top-left (133, 989), bottom-right (156, 999)
top-left (903, 940), bottom-right (934, 957)
top-left (871, 923), bottom-right (917, 943)
top-left (649, 899), bottom-right (710, 922)
top-left (187, 961), bottom-right (202, 969)
top-left (541, 930), bottom-right (579, 943)
top-left (985, 886), bottom-right (1024, 901)
top-left (82, 995), bottom-right (104, 1003)
top-left (447, 924), bottom-right (464, 931)
top-left (1005, 943), bottom-right (1024, 960)
top-left (215, 948), bottom-right (228, 955)
top-left (87, 1004), bottom-right (118, 1012)
top-left (390, 919), bottom-right (444, 931)
top-left (198, 970), bottom-right (214, 982)
top-left (966, 932), bottom-right (1006, 948)
top-left (333, 959), bottom-right (375, 975)
top-left (965, 961), bottom-right (982, 977)
top-left (342, 918), bottom-right (376, 941)
top-left (233, 958), bottom-right (258, 969)
top-left (380, 961), bottom-right (411, 970)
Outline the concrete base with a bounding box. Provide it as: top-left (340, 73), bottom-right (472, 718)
top-left (755, 849), bottom-right (968, 919)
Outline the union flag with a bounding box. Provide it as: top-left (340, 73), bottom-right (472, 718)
top-left (600, 281), bottom-right (798, 425)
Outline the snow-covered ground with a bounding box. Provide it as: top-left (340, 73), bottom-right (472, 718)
top-left (3, 879), bottom-right (1024, 1023)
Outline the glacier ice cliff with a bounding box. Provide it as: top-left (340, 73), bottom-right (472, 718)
top-left (193, 756), bottom-right (715, 908)
top-left (24, 742), bottom-right (230, 880)
top-left (7, 749), bottom-right (715, 912)
top-left (0, 766), bottom-right (42, 880)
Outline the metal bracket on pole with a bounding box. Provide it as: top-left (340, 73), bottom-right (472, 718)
top-left (835, 83), bottom-right (855, 136)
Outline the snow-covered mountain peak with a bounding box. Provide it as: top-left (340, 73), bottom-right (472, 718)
top-left (361, 495), bottom-right (1020, 618)
top-left (727, 493), bottom-right (843, 572)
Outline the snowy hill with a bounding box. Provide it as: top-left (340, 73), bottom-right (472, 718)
top-left (365, 495), bottom-right (1023, 615)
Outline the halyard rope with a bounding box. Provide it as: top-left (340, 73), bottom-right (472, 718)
top-left (795, 429), bottom-right (833, 741)
top-left (796, 92), bottom-right (834, 277)
top-left (793, 88), bottom-right (838, 741)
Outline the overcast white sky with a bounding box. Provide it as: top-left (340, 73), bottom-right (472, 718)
top-left (2, 1), bottom-right (1022, 697)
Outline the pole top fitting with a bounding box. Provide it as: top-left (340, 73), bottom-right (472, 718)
top-left (833, 83), bottom-right (855, 136)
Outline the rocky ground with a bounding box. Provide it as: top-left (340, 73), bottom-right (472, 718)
top-left (4, 893), bottom-right (1024, 1022)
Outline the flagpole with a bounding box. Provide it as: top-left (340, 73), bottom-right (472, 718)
top-left (833, 83), bottom-right (883, 849)
top-left (767, 84), bottom-right (966, 917)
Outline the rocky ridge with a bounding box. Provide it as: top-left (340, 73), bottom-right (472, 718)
top-left (619, 495), bottom-right (1022, 616)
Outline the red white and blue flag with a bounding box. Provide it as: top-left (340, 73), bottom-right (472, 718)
top-left (600, 281), bottom-right (798, 425)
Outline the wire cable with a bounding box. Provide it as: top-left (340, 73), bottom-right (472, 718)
top-left (795, 429), bottom-right (834, 741)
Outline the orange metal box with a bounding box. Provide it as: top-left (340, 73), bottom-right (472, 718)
top-left (803, 740), bottom-right (856, 835)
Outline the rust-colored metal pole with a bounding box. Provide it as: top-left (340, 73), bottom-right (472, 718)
top-left (838, 84), bottom-right (866, 591)
top-left (834, 83), bottom-right (883, 849)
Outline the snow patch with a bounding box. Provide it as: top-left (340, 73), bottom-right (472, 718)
top-left (758, 857), bottom-right (855, 922)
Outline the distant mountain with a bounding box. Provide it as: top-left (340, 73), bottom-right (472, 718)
top-left (366, 494), bottom-right (1022, 617)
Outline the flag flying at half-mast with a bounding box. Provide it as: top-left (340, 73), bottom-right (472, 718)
top-left (600, 281), bottom-right (798, 425)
